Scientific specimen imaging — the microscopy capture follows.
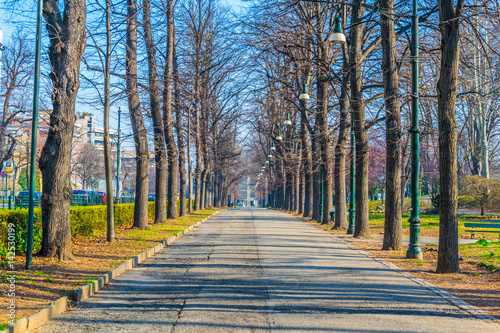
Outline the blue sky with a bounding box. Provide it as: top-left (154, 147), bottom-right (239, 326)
top-left (0, 0), bottom-right (245, 151)
top-left (1, 0), bottom-right (243, 41)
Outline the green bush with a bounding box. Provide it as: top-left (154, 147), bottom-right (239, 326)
top-left (0, 209), bottom-right (43, 254)
top-left (458, 195), bottom-right (480, 208)
top-left (0, 201), bottom-right (160, 257)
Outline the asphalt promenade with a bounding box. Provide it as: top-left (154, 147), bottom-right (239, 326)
top-left (31, 207), bottom-right (499, 332)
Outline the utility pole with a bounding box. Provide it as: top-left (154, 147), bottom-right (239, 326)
top-left (115, 107), bottom-right (121, 204)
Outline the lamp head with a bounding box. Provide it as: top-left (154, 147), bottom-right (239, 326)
top-left (284, 112), bottom-right (292, 126)
top-left (299, 83), bottom-right (310, 101)
top-left (329, 16), bottom-right (346, 44)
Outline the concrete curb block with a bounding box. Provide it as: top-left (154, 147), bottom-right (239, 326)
top-left (331, 233), bottom-right (500, 327)
top-left (8, 209), bottom-right (226, 333)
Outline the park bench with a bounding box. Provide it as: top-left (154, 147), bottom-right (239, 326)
top-left (464, 220), bottom-right (500, 239)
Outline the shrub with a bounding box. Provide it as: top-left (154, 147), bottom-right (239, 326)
top-left (459, 175), bottom-right (500, 215)
top-left (458, 195), bottom-right (480, 208)
top-left (0, 201), bottom-right (160, 257)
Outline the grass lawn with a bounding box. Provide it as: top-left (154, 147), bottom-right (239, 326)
top-left (329, 199), bottom-right (499, 239)
top-left (460, 240), bottom-right (500, 269)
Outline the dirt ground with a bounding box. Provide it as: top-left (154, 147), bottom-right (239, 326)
top-left (302, 217), bottom-right (500, 321)
top-left (0, 208), bottom-right (221, 328)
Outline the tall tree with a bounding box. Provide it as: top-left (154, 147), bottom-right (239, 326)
top-left (436, 0), bottom-right (464, 273)
top-left (144, 0), bottom-right (167, 223)
top-left (333, 54), bottom-right (350, 230)
top-left (164, 0), bottom-right (178, 219)
top-left (103, 0), bottom-right (114, 242)
top-left (350, 1), bottom-right (370, 238)
top-left (380, 0), bottom-right (402, 250)
top-left (38, 0), bottom-right (87, 259)
top-left (126, 0), bottom-right (149, 228)
top-left (333, 9), bottom-right (350, 230)
top-left (174, 44), bottom-right (187, 217)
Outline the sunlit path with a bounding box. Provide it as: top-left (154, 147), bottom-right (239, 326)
top-left (31, 208), bottom-right (498, 332)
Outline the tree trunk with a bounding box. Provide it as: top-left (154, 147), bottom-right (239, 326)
top-left (194, 72), bottom-right (201, 211)
top-left (126, 0), bottom-right (149, 229)
top-left (380, 0), bottom-right (402, 250)
top-left (104, 0), bottom-right (114, 241)
top-left (298, 132), bottom-right (304, 214)
top-left (312, 132), bottom-right (320, 221)
top-left (436, 0), bottom-right (464, 273)
top-left (201, 168), bottom-right (207, 209)
top-left (174, 46), bottom-right (187, 217)
top-left (295, 164), bottom-right (300, 212)
top-left (301, 112), bottom-right (312, 217)
top-left (164, 0), bottom-right (178, 219)
top-left (38, 0), bottom-right (87, 259)
top-left (144, 0), bottom-right (167, 224)
top-left (317, 73), bottom-right (333, 225)
top-left (350, 3), bottom-right (370, 238)
top-left (333, 64), bottom-right (350, 230)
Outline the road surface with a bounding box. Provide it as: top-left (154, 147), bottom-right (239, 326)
top-left (31, 208), bottom-right (498, 332)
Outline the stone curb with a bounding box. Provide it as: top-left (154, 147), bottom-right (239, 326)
top-left (331, 230), bottom-right (500, 327)
top-left (4, 209), bottom-right (226, 333)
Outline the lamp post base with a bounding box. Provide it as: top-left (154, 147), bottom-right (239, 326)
top-left (347, 209), bottom-right (355, 234)
top-left (406, 246), bottom-right (423, 259)
top-left (406, 220), bottom-right (423, 259)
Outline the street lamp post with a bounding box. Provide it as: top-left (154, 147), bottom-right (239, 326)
top-left (347, 110), bottom-right (355, 234)
top-left (406, 0), bottom-right (423, 259)
top-left (115, 107), bottom-right (121, 204)
top-left (319, 165), bottom-right (324, 223)
top-left (26, 0), bottom-right (43, 270)
top-left (299, 83), bottom-right (310, 216)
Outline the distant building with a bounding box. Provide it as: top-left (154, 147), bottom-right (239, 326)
top-left (74, 113), bottom-right (118, 150)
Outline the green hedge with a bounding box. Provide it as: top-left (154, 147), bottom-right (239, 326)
top-left (0, 202), bottom-right (157, 257)
top-left (0, 199), bottom-right (192, 258)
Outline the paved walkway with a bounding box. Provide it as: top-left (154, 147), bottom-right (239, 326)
top-left (32, 208), bottom-right (498, 332)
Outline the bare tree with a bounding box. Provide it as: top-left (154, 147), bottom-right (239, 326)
top-left (144, 0), bottom-right (167, 223)
top-left (436, 0), bottom-right (465, 273)
top-left (0, 32), bottom-right (32, 172)
top-left (163, 0), bottom-right (178, 219)
top-left (126, 0), bottom-right (149, 228)
top-left (38, 0), bottom-right (87, 259)
top-left (75, 143), bottom-right (103, 189)
top-left (103, 0), bottom-right (114, 241)
top-left (380, 0), bottom-right (402, 250)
